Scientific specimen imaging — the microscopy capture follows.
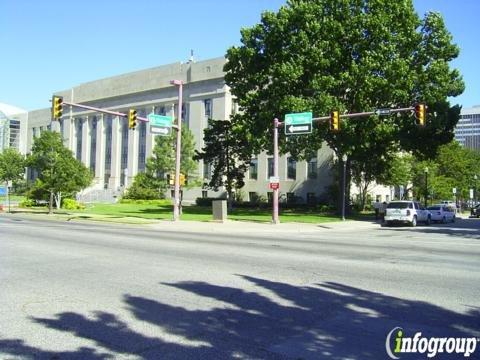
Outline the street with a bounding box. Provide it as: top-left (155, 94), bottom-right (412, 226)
top-left (0, 215), bottom-right (479, 359)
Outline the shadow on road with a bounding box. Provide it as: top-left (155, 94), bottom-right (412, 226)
top-left (378, 217), bottom-right (480, 239)
top-left (1, 277), bottom-right (478, 359)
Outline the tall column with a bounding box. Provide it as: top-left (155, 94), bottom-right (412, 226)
top-left (108, 116), bottom-right (122, 190)
top-left (95, 114), bottom-right (106, 186)
top-left (81, 116), bottom-right (91, 169)
top-left (65, 117), bottom-right (76, 153)
top-left (127, 123), bottom-right (139, 187)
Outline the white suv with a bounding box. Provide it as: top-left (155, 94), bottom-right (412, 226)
top-left (384, 201), bottom-right (431, 227)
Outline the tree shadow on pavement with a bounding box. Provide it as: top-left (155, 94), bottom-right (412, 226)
top-left (378, 217), bottom-right (480, 239)
top-left (1, 277), bottom-right (478, 359)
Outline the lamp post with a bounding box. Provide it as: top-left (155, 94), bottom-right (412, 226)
top-left (170, 79), bottom-right (183, 221)
top-left (424, 167), bottom-right (429, 207)
top-left (474, 174), bottom-right (478, 206)
top-left (342, 154), bottom-right (348, 221)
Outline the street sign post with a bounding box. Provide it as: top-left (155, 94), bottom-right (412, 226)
top-left (285, 112), bottom-right (312, 135)
top-left (148, 113), bottom-right (173, 136)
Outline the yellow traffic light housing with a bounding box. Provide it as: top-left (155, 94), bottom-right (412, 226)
top-left (52, 95), bottom-right (63, 120)
top-left (415, 103), bottom-right (426, 126)
top-left (330, 110), bottom-right (340, 131)
top-left (179, 173), bottom-right (186, 186)
top-left (128, 109), bottom-right (137, 129)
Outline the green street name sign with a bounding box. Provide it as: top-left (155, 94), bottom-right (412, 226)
top-left (148, 113), bottom-right (173, 136)
top-left (148, 114), bottom-right (173, 127)
top-left (285, 112), bottom-right (312, 135)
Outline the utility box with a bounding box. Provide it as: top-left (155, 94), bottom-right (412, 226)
top-left (212, 200), bottom-right (227, 222)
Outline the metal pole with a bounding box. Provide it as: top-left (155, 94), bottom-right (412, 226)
top-left (272, 118), bottom-right (280, 224)
top-left (171, 80), bottom-right (183, 221)
top-left (342, 155), bottom-right (347, 221)
top-left (6, 183), bottom-right (10, 213)
top-left (425, 171), bottom-right (428, 208)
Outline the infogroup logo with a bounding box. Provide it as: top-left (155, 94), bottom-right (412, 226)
top-left (385, 327), bottom-right (478, 359)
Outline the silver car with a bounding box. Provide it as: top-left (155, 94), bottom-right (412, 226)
top-left (427, 205), bottom-right (456, 223)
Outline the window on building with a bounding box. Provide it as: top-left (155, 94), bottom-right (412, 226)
top-left (104, 116), bottom-right (112, 172)
top-left (231, 99), bottom-right (238, 115)
top-left (307, 157), bottom-right (317, 179)
top-left (287, 157), bottom-right (296, 180)
top-left (204, 99), bottom-right (212, 118)
top-left (267, 157), bottom-right (274, 178)
top-left (76, 119), bottom-right (82, 161)
top-left (267, 192), bottom-right (273, 203)
top-left (249, 158), bottom-right (258, 180)
top-left (202, 190), bottom-right (208, 199)
top-left (120, 119), bottom-right (129, 186)
top-left (155, 106), bottom-right (166, 116)
top-left (203, 162), bottom-right (212, 180)
top-left (307, 192), bottom-right (316, 205)
top-left (90, 117), bottom-right (97, 175)
top-left (138, 120), bottom-right (147, 173)
top-left (249, 192), bottom-right (258, 202)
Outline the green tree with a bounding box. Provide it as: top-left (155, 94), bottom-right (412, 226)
top-left (0, 148), bottom-right (26, 212)
top-left (225, 0), bottom-right (464, 209)
top-left (27, 131), bottom-right (92, 213)
top-left (194, 119), bottom-right (251, 209)
top-left (126, 127), bottom-right (198, 200)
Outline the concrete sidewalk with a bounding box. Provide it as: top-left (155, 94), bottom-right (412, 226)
top-left (148, 218), bottom-right (379, 235)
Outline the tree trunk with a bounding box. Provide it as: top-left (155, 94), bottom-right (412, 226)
top-left (54, 192), bottom-right (62, 210)
top-left (49, 192), bottom-right (54, 214)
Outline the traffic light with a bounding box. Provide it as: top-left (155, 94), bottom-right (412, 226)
top-left (52, 95), bottom-right (63, 120)
top-left (330, 110), bottom-right (340, 131)
top-left (128, 109), bottom-right (137, 129)
top-left (415, 103), bottom-right (426, 126)
top-left (179, 173), bottom-right (186, 186)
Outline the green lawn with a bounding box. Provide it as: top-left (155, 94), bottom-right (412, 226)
top-left (0, 195), bottom-right (25, 202)
top-left (70, 202), bottom-right (341, 223)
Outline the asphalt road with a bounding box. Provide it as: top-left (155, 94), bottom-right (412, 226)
top-left (0, 215), bottom-right (479, 359)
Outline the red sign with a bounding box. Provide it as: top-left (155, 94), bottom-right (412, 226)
top-left (269, 183), bottom-right (279, 190)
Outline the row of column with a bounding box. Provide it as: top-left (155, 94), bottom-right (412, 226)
top-left (61, 105), bottom-right (173, 190)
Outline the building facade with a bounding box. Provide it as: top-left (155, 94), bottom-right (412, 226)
top-left (0, 103), bottom-right (27, 154)
top-left (455, 106), bottom-right (480, 151)
top-left (23, 57), bottom-right (394, 203)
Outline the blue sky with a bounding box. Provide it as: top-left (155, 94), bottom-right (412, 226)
top-left (1, 0), bottom-right (478, 111)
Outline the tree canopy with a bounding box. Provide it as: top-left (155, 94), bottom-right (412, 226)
top-left (125, 127), bottom-right (198, 200)
top-left (225, 0), bottom-right (464, 190)
top-left (27, 131), bottom-right (92, 212)
top-left (0, 148), bottom-right (25, 186)
top-left (194, 119), bottom-right (252, 207)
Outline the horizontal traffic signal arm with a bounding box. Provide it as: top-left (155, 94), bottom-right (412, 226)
top-left (59, 100), bottom-right (179, 129)
top-left (276, 106), bottom-right (420, 127)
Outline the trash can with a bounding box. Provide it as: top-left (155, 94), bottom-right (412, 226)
top-left (212, 200), bottom-right (227, 222)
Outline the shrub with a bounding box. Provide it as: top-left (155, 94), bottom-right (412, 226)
top-left (62, 199), bottom-right (85, 210)
top-left (19, 199), bottom-right (35, 208)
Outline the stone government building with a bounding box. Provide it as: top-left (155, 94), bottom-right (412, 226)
top-left (13, 56), bottom-right (393, 203)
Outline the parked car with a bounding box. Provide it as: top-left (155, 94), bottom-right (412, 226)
top-left (471, 204), bottom-right (480, 218)
top-left (427, 205), bottom-right (455, 223)
top-left (384, 200), bottom-right (431, 227)
top-left (440, 200), bottom-right (457, 213)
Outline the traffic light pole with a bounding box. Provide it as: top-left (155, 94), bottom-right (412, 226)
top-left (171, 80), bottom-right (183, 222)
top-left (273, 118), bottom-right (280, 224)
